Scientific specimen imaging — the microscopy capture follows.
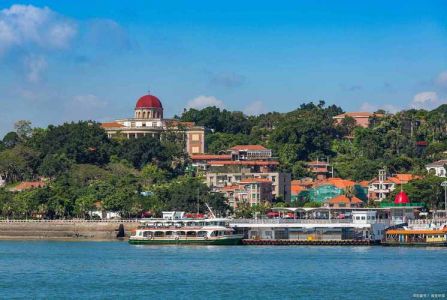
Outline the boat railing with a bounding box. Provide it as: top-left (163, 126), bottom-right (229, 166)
top-left (230, 219), bottom-right (355, 224)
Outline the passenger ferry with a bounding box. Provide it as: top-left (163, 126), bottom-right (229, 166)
top-left (129, 212), bottom-right (243, 245)
top-left (383, 224), bottom-right (447, 246)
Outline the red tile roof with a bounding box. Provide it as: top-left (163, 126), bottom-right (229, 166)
top-left (291, 185), bottom-right (305, 195)
top-left (229, 145), bottom-right (268, 151)
top-left (240, 178), bottom-right (272, 184)
top-left (315, 178), bottom-right (355, 189)
top-left (327, 195), bottom-right (363, 204)
top-left (101, 122), bottom-right (125, 128)
top-left (359, 180), bottom-right (369, 187)
top-left (333, 112), bottom-right (384, 119)
top-left (11, 181), bottom-right (46, 192)
top-left (208, 160), bottom-right (279, 166)
top-left (191, 154), bottom-right (232, 161)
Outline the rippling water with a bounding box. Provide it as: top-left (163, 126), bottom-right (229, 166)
top-left (0, 241), bottom-right (446, 299)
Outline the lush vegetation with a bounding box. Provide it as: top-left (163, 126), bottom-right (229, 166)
top-left (0, 102), bottom-right (446, 218)
top-left (0, 121), bottom-right (228, 219)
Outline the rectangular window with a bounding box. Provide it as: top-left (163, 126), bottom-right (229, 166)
top-left (192, 134), bottom-right (200, 141)
top-left (192, 146), bottom-right (200, 153)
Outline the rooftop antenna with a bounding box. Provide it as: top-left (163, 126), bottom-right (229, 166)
top-left (147, 87), bottom-right (151, 95)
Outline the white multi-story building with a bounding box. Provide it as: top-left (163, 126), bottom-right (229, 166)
top-left (426, 160), bottom-right (447, 177)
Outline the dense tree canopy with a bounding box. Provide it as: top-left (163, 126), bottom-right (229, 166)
top-left (0, 99), bottom-right (446, 218)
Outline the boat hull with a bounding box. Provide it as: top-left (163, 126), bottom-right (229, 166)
top-left (128, 237), bottom-right (242, 246)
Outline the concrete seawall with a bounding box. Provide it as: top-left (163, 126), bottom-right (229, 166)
top-left (0, 220), bottom-right (141, 241)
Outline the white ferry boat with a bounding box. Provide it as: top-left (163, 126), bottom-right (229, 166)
top-left (129, 212), bottom-right (243, 245)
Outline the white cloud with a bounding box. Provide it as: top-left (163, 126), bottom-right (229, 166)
top-left (243, 101), bottom-right (267, 115)
top-left (0, 4), bottom-right (76, 53)
top-left (435, 71), bottom-right (447, 89)
top-left (186, 95), bottom-right (224, 109)
top-left (24, 55), bottom-right (47, 82)
top-left (411, 91), bottom-right (440, 109)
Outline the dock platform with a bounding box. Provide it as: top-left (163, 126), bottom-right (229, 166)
top-left (242, 239), bottom-right (374, 246)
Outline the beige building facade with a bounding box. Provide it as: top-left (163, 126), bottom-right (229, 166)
top-left (101, 93), bottom-right (205, 155)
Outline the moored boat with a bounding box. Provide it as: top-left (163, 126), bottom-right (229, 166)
top-left (383, 224), bottom-right (447, 246)
top-left (129, 218), bottom-right (243, 245)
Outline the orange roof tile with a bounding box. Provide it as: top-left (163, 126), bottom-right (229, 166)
top-left (291, 185), bottom-right (305, 194)
top-left (229, 145), bottom-right (268, 151)
top-left (359, 180), bottom-right (369, 187)
top-left (316, 178), bottom-right (355, 189)
top-left (101, 122), bottom-right (125, 128)
top-left (11, 181), bottom-right (46, 191)
top-left (221, 185), bottom-right (241, 191)
top-left (240, 178), bottom-right (272, 184)
top-left (191, 154), bottom-right (232, 160)
top-left (208, 160), bottom-right (278, 166)
top-left (327, 195), bottom-right (363, 204)
top-left (333, 112), bottom-right (384, 119)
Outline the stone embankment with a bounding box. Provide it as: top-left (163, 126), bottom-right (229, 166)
top-left (0, 220), bottom-right (140, 240)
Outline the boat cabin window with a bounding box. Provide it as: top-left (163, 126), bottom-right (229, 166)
top-left (154, 231), bottom-right (164, 237)
top-left (197, 231), bottom-right (207, 237)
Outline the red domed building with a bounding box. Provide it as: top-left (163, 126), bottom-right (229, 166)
top-left (101, 93), bottom-right (205, 155)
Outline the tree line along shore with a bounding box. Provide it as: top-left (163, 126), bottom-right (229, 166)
top-left (0, 101), bottom-right (446, 219)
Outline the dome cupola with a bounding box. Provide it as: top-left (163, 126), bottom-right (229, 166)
top-left (134, 93), bottom-right (163, 119)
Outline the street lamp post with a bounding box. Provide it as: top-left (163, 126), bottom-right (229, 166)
top-left (441, 181), bottom-right (447, 218)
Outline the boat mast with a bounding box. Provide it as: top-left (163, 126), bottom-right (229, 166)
top-left (205, 203), bottom-right (216, 219)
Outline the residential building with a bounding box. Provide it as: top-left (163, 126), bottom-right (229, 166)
top-left (194, 145), bottom-right (291, 203)
top-left (228, 145), bottom-right (272, 161)
top-left (101, 93), bottom-right (205, 155)
top-left (221, 178), bottom-right (273, 209)
top-left (368, 171), bottom-right (420, 201)
top-left (306, 160), bottom-right (331, 180)
top-left (426, 160), bottom-right (447, 177)
top-left (333, 112), bottom-right (384, 128)
top-left (207, 171), bottom-right (290, 202)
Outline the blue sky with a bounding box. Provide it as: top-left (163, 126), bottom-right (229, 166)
top-left (0, 1), bottom-right (446, 135)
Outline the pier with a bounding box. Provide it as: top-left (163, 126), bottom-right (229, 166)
top-left (242, 239), bottom-right (373, 246)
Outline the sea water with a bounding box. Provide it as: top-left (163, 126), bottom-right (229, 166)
top-left (0, 241), bottom-right (446, 299)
